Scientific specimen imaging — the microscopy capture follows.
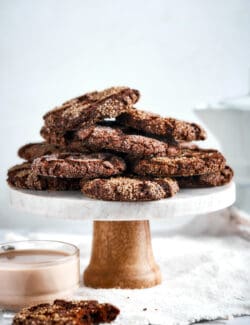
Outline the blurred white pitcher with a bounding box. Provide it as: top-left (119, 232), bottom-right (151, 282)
top-left (195, 95), bottom-right (250, 212)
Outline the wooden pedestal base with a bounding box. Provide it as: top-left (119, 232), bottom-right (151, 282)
top-left (83, 221), bottom-right (162, 289)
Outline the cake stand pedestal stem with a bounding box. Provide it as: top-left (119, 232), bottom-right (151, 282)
top-left (83, 220), bottom-right (162, 289)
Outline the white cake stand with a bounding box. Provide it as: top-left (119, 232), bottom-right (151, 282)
top-left (9, 182), bottom-right (235, 289)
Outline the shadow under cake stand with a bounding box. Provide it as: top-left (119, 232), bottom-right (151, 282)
top-left (9, 182), bottom-right (236, 289)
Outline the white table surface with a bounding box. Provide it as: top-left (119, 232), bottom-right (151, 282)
top-left (1, 311), bottom-right (249, 324)
top-left (206, 319), bottom-right (250, 324)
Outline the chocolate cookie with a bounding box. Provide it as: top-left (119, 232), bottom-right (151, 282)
top-left (43, 86), bottom-right (139, 131)
top-left (176, 165), bottom-right (233, 188)
top-left (18, 142), bottom-right (67, 161)
top-left (76, 125), bottom-right (179, 157)
top-left (41, 124), bottom-right (179, 157)
top-left (81, 176), bottom-right (179, 201)
top-left (7, 163), bottom-right (80, 191)
top-left (32, 152), bottom-right (126, 179)
top-left (132, 149), bottom-right (226, 177)
top-left (117, 109), bottom-right (206, 141)
top-left (13, 299), bottom-right (120, 325)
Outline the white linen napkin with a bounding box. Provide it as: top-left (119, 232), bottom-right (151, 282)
top-left (2, 207), bottom-right (250, 325)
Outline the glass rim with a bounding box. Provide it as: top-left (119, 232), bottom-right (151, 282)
top-left (0, 240), bottom-right (79, 268)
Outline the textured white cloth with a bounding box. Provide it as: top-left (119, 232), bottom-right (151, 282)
top-left (2, 207), bottom-right (250, 325)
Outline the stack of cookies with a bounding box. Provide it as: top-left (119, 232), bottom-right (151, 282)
top-left (7, 87), bottom-right (233, 201)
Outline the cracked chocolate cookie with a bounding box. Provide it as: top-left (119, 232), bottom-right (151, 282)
top-left (43, 86), bottom-right (139, 131)
top-left (32, 152), bottom-right (126, 179)
top-left (117, 109), bottom-right (206, 141)
top-left (81, 176), bottom-right (179, 201)
top-left (76, 125), bottom-right (180, 157)
top-left (7, 162), bottom-right (80, 191)
top-left (176, 165), bottom-right (233, 188)
top-left (41, 125), bottom-right (179, 157)
top-left (12, 299), bottom-right (120, 325)
top-left (132, 149), bottom-right (226, 177)
top-left (18, 142), bottom-right (67, 161)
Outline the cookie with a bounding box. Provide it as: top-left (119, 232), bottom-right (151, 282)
top-left (18, 142), bottom-right (67, 161)
top-left (7, 162), bottom-right (80, 191)
top-left (76, 125), bottom-right (179, 157)
top-left (32, 153), bottom-right (126, 179)
top-left (41, 120), bottom-right (136, 145)
top-left (41, 124), bottom-right (179, 157)
top-left (13, 299), bottom-right (120, 325)
top-left (117, 109), bottom-right (206, 141)
top-left (176, 165), bottom-right (233, 188)
top-left (43, 86), bottom-right (139, 131)
top-left (132, 149), bottom-right (226, 177)
top-left (81, 176), bottom-right (179, 201)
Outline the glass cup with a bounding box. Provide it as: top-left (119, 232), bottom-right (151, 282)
top-left (0, 240), bottom-right (80, 310)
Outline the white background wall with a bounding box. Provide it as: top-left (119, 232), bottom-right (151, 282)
top-left (1, 0), bottom-right (250, 231)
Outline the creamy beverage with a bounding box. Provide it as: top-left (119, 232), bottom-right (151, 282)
top-left (0, 241), bottom-right (80, 309)
top-left (0, 249), bottom-right (68, 264)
